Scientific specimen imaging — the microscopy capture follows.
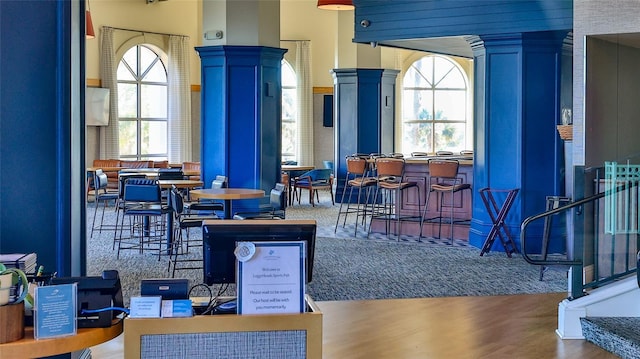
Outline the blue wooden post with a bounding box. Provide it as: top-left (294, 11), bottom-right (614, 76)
top-left (195, 46), bottom-right (286, 214)
top-left (332, 69), bottom-right (399, 203)
top-left (468, 32), bottom-right (567, 253)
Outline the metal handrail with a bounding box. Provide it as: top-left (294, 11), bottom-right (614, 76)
top-left (520, 183), bottom-right (632, 266)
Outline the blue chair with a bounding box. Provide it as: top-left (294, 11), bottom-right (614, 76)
top-left (116, 178), bottom-right (168, 259)
top-left (292, 169), bottom-right (334, 206)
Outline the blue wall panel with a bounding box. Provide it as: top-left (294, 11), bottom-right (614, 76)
top-left (196, 46), bottom-right (286, 214)
top-left (354, 0), bottom-right (572, 44)
top-left (1, 1), bottom-right (78, 274)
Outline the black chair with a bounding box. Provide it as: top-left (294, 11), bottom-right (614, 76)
top-left (158, 168), bottom-right (184, 180)
top-left (90, 169), bottom-right (120, 239)
top-left (167, 187), bottom-right (219, 277)
top-left (233, 184), bottom-right (286, 220)
top-left (184, 175), bottom-right (226, 216)
top-left (116, 178), bottom-right (168, 259)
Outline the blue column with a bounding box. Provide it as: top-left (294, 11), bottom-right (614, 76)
top-left (332, 68), bottom-right (399, 203)
top-left (195, 46), bottom-right (286, 213)
top-left (468, 32), bottom-right (567, 253)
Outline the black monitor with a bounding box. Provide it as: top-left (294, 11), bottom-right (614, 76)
top-left (202, 220), bottom-right (317, 285)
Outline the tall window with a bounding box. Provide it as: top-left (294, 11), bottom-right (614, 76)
top-left (117, 45), bottom-right (168, 160)
top-left (402, 55), bottom-right (469, 154)
top-left (281, 60), bottom-right (297, 163)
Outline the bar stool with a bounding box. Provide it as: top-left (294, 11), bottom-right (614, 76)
top-left (90, 169), bottom-right (119, 239)
top-left (419, 159), bottom-right (472, 243)
top-left (334, 155), bottom-right (377, 236)
top-left (367, 158), bottom-right (421, 240)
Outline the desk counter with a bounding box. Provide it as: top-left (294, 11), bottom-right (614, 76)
top-left (0, 321), bottom-right (123, 359)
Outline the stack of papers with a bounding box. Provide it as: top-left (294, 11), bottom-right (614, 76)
top-left (0, 253), bottom-right (37, 274)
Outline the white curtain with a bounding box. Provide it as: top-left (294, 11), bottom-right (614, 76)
top-left (99, 27), bottom-right (119, 159)
top-left (167, 35), bottom-right (192, 163)
top-left (295, 41), bottom-right (313, 166)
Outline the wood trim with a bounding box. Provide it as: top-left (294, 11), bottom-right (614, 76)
top-left (87, 78), bottom-right (101, 88)
top-left (87, 78), bottom-right (201, 92)
top-left (313, 87), bottom-right (333, 94)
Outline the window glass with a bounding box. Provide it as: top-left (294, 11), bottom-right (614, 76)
top-left (402, 55), bottom-right (469, 154)
top-left (281, 60), bottom-right (297, 162)
top-left (117, 45), bottom-right (168, 160)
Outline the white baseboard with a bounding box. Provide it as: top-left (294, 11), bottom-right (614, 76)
top-left (557, 276), bottom-right (640, 339)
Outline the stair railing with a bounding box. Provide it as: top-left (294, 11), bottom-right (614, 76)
top-left (520, 179), bottom-right (638, 300)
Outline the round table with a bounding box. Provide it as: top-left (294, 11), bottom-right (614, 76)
top-left (189, 188), bottom-right (265, 219)
top-left (0, 321), bottom-right (123, 358)
top-left (157, 179), bottom-right (204, 189)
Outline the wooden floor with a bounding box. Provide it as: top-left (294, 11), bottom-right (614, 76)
top-left (91, 292), bottom-right (616, 359)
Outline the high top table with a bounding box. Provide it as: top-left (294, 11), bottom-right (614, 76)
top-left (189, 188), bottom-right (265, 219)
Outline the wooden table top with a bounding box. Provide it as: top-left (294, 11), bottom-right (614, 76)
top-left (190, 188), bottom-right (265, 200)
top-left (282, 165), bottom-right (314, 172)
top-left (0, 321), bottom-right (123, 358)
top-left (87, 167), bottom-right (125, 172)
top-left (157, 180), bottom-right (204, 189)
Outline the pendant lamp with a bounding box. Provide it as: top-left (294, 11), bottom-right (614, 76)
top-left (317, 0), bottom-right (354, 10)
top-left (86, 10), bottom-right (95, 39)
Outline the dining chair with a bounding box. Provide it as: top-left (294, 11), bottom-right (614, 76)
top-left (292, 169), bottom-right (334, 206)
top-left (419, 159), bottom-right (472, 243)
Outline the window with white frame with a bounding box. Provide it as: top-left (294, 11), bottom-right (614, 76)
top-left (117, 44), bottom-right (168, 160)
top-left (402, 55), bottom-right (469, 155)
top-left (281, 60), bottom-right (297, 163)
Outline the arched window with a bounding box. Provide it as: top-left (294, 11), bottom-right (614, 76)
top-left (402, 55), bottom-right (469, 154)
top-left (281, 60), bottom-right (297, 162)
top-left (117, 44), bottom-right (168, 160)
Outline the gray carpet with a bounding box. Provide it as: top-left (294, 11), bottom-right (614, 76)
top-left (86, 192), bottom-right (567, 303)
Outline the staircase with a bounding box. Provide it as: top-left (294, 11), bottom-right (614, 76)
top-left (581, 317), bottom-right (640, 359)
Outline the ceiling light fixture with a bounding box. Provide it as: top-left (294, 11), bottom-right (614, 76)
top-left (86, 1), bottom-right (95, 39)
top-left (317, 0), bottom-right (354, 10)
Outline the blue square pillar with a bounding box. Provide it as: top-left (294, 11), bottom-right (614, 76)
top-left (468, 31), bottom-right (568, 253)
top-left (196, 46), bottom-right (287, 212)
top-left (331, 68), bottom-right (399, 203)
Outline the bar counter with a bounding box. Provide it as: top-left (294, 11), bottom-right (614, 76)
top-left (369, 156), bottom-right (473, 240)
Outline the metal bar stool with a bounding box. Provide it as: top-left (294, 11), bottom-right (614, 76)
top-left (334, 155), bottom-right (377, 236)
top-left (419, 159), bottom-right (472, 244)
top-left (367, 157), bottom-right (421, 241)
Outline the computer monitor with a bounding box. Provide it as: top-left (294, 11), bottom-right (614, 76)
top-left (202, 219), bottom-right (317, 285)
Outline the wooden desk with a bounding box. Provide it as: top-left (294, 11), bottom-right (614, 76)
top-left (0, 321), bottom-right (123, 359)
top-left (190, 188), bottom-right (265, 219)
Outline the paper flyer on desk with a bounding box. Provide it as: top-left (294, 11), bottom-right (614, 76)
top-left (34, 283), bottom-right (77, 339)
top-left (237, 241), bottom-right (305, 315)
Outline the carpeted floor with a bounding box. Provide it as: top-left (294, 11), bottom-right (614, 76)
top-left (86, 191), bottom-right (567, 303)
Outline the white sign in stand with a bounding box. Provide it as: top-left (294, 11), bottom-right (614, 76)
top-left (236, 241), bottom-right (306, 315)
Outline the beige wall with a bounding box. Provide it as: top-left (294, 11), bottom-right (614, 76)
top-left (85, 0), bottom-right (429, 167)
